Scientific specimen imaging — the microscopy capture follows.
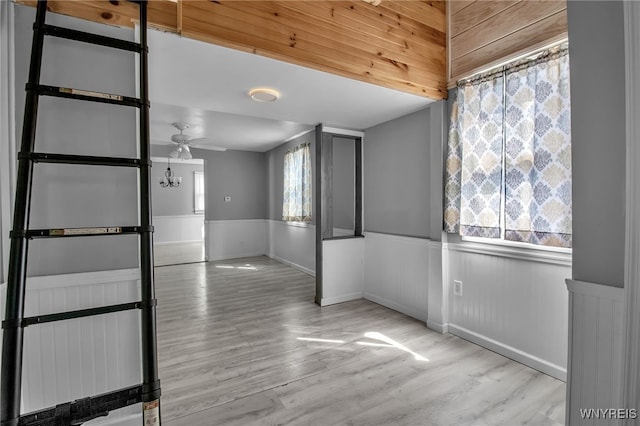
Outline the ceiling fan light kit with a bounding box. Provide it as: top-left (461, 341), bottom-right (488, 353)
top-left (166, 121), bottom-right (225, 159)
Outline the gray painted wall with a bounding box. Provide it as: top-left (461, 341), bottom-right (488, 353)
top-left (15, 5), bottom-right (139, 276)
top-left (332, 137), bottom-right (355, 231)
top-left (363, 107), bottom-right (433, 239)
top-left (201, 149), bottom-right (266, 220)
top-left (151, 145), bottom-right (266, 221)
top-left (151, 159), bottom-right (204, 216)
top-left (265, 131), bottom-right (316, 223)
top-left (568, 1), bottom-right (626, 287)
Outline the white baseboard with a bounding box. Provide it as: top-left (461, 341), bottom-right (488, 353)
top-left (208, 251), bottom-right (267, 262)
top-left (320, 292), bottom-right (363, 306)
top-left (268, 253), bottom-right (315, 277)
top-left (426, 319), bottom-right (449, 334)
top-left (365, 292), bottom-right (427, 323)
top-left (448, 323), bottom-right (567, 381)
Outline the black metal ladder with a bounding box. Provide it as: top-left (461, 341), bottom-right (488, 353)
top-left (1, 1), bottom-right (160, 425)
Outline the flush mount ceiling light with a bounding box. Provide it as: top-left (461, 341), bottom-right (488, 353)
top-left (249, 88), bottom-right (280, 103)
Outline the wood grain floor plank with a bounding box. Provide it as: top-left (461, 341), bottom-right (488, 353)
top-left (155, 256), bottom-right (565, 425)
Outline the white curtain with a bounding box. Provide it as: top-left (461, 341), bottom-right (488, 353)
top-left (282, 143), bottom-right (312, 223)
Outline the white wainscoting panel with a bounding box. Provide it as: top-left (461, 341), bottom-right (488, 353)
top-left (445, 242), bottom-right (571, 380)
top-left (0, 269), bottom-right (142, 423)
top-left (565, 279), bottom-right (625, 425)
top-left (266, 220), bottom-right (315, 276)
top-left (363, 232), bottom-right (431, 322)
top-left (205, 219), bottom-right (266, 261)
top-left (427, 241), bottom-right (446, 333)
top-left (321, 238), bottom-right (364, 306)
top-left (152, 214), bottom-right (204, 244)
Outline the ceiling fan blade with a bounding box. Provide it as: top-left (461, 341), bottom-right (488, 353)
top-left (187, 138), bottom-right (227, 151)
top-left (188, 137), bottom-right (210, 144)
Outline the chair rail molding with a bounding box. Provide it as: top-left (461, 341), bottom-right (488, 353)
top-left (623, 0), bottom-right (640, 416)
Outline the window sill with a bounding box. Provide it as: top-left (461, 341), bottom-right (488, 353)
top-left (446, 236), bottom-right (572, 267)
top-left (281, 220), bottom-right (313, 228)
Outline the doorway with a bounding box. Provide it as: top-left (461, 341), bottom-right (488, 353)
top-left (151, 156), bottom-right (206, 266)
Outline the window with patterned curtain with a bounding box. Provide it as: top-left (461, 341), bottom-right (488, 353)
top-left (444, 45), bottom-right (572, 248)
top-left (283, 143), bottom-right (312, 223)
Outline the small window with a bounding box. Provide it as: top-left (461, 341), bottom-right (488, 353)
top-left (194, 171), bottom-right (204, 214)
top-left (283, 143), bottom-right (312, 223)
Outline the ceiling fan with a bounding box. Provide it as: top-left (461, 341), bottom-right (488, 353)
top-left (167, 122), bottom-right (225, 159)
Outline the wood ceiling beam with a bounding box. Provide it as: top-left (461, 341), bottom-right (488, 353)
top-left (14, 0), bottom-right (447, 100)
top-left (16, 0), bottom-right (179, 32)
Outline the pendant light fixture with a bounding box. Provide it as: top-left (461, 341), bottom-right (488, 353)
top-left (159, 158), bottom-right (182, 188)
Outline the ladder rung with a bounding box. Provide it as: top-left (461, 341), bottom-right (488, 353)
top-left (30, 83), bottom-right (143, 108)
top-left (25, 152), bottom-right (141, 167)
top-left (42, 24), bottom-right (143, 53)
top-left (25, 226), bottom-right (145, 239)
top-left (18, 384), bottom-right (142, 426)
top-left (18, 302), bottom-right (143, 327)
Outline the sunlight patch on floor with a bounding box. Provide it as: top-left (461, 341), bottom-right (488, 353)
top-left (295, 331), bottom-right (429, 361)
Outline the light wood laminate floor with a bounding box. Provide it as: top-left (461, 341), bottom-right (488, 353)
top-left (154, 241), bottom-right (205, 267)
top-left (155, 256), bottom-right (565, 426)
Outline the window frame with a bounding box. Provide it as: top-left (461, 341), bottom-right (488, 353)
top-left (193, 170), bottom-right (204, 214)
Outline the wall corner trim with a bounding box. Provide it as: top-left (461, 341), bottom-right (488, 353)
top-left (320, 292), bottom-right (363, 307)
top-left (565, 278), bottom-right (626, 425)
top-left (623, 0), bottom-right (640, 415)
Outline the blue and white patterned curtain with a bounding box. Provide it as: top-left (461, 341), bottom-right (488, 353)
top-left (504, 49), bottom-right (571, 246)
top-left (283, 143), bottom-right (312, 223)
top-left (444, 46), bottom-right (571, 247)
top-left (445, 76), bottom-right (504, 239)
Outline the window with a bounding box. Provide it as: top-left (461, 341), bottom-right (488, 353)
top-left (444, 45), bottom-right (572, 248)
top-left (283, 143), bottom-right (312, 223)
top-left (194, 171), bottom-right (204, 214)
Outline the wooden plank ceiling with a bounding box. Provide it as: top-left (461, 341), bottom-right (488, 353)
top-left (448, 0), bottom-right (568, 84)
top-left (18, 0), bottom-right (447, 100)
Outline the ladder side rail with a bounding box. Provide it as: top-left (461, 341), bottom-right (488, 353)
top-left (0, 2), bottom-right (48, 425)
top-left (136, 0), bottom-right (162, 416)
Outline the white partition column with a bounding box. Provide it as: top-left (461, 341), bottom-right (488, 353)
top-left (315, 125), bottom-right (364, 306)
top-left (321, 238), bottom-right (364, 306)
